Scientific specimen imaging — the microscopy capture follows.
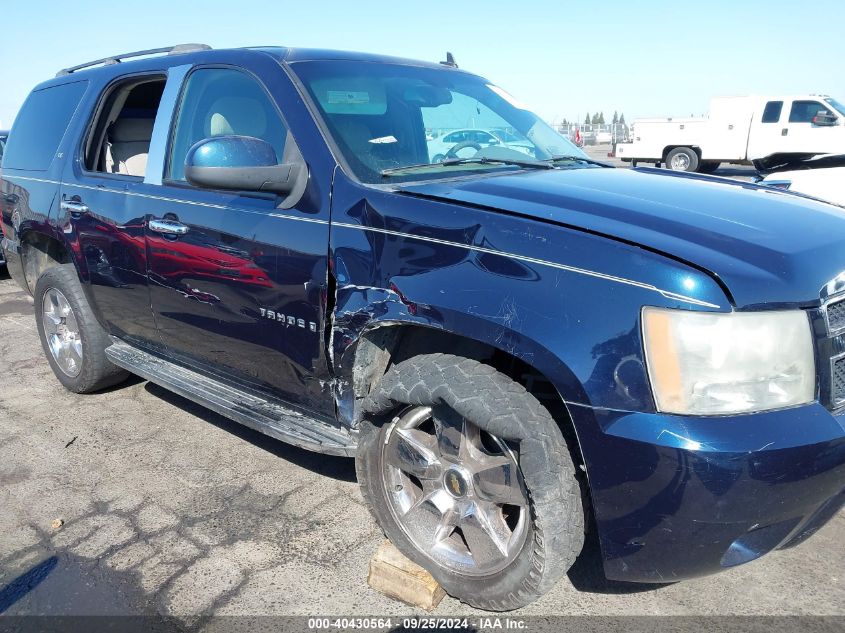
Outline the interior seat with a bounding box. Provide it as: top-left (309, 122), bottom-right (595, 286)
top-left (207, 97), bottom-right (268, 138)
top-left (106, 118), bottom-right (154, 176)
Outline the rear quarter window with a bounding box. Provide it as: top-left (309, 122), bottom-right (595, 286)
top-left (3, 80), bottom-right (88, 171)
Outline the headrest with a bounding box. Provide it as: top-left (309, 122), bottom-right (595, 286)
top-left (207, 97), bottom-right (268, 138)
top-left (110, 118), bottom-right (154, 143)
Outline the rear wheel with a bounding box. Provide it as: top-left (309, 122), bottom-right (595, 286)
top-left (34, 264), bottom-right (129, 393)
top-left (356, 353), bottom-right (584, 611)
top-left (665, 146), bottom-right (699, 172)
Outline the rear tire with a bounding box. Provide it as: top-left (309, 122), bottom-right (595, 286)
top-left (356, 353), bottom-right (584, 611)
top-left (34, 264), bottom-right (129, 393)
top-left (665, 146), bottom-right (700, 172)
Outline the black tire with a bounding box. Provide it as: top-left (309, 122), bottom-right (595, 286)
top-left (34, 264), bottom-right (129, 393)
top-left (356, 353), bottom-right (584, 611)
top-left (665, 146), bottom-right (699, 172)
top-left (698, 161), bottom-right (721, 174)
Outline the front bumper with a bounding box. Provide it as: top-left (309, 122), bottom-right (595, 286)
top-left (571, 402), bottom-right (845, 582)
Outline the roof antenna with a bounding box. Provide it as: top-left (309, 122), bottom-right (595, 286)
top-left (440, 52), bottom-right (458, 68)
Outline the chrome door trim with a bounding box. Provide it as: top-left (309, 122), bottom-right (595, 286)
top-left (144, 64), bottom-right (191, 186)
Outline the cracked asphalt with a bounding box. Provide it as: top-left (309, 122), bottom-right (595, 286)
top-left (0, 272), bottom-right (843, 629)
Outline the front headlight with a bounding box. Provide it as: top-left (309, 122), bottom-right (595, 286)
top-left (642, 307), bottom-right (815, 415)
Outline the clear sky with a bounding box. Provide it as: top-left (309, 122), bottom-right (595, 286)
top-left (2, 0), bottom-right (843, 129)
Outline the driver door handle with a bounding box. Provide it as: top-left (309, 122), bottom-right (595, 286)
top-left (60, 199), bottom-right (90, 217)
top-left (148, 218), bottom-right (189, 236)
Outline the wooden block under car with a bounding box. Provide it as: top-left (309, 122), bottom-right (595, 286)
top-left (368, 540), bottom-right (446, 610)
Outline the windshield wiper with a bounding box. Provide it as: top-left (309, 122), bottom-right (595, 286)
top-left (381, 156), bottom-right (553, 177)
top-left (548, 154), bottom-right (613, 167)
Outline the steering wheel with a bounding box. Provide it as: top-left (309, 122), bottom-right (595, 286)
top-left (444, 140), bottom-right (483, 160)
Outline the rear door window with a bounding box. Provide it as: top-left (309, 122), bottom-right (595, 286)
top-left (83, 76), bottom-right (166, 178)
top-left (3, 81), bottom-right (88, 171)
top-left (761, 101), bottom-right (783, 123)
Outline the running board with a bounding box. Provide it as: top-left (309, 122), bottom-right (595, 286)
top-left (105, 340), bottom-right (356, 456)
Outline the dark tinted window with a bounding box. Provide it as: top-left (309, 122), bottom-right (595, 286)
top-left (789, 100), bottom-right (833, 123)
top-left (761, 101), bottom-right (783, 123)
top-left (168, 69), bottom-right (287, 181)
top-left (3, 81), bottom-right (87, 171)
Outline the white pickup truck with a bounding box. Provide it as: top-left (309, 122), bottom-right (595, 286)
top-left (615, 95), bottom-right (845, 172)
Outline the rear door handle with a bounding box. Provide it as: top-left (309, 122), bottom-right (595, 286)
top-left (60, 199), bottom-right (90, 217)
top-left (148, 218), bottom-right (189, 236)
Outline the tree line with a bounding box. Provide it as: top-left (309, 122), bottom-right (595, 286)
top-left (562, 111), bottom-right (626, 126)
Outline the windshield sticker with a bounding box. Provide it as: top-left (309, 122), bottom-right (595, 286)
top-left (487, 84), bottom-right (529, 110)
top-left (327, 90), bottom-right (370, 105)
top-left (369, 135), bottom-right (398, 144)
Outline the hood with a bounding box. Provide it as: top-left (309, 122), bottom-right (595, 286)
top-left (398, 167), bottom-right (845, 309)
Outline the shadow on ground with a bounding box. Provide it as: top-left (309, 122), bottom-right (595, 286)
top-left (0, 552), bottom-right (177, 631)
top-left (144, 382), bottom-right (358, 482)
top-left (566, 524), bottom-right (672, 595)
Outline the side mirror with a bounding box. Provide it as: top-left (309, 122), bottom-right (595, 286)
top-left (184, 135), bottom-right (300, 194)
top-left (812, 111), bottom-right (838, 127)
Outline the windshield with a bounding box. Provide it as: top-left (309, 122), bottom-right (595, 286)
top-left (824, 98), bottom-right (845, 118)
top-left (292, 60), bottom-right (585, 183)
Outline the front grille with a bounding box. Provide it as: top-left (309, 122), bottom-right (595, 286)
top-left (832, 355), bottom-right (845, 408)
top-left (827, 298), bottom-right (845, 333)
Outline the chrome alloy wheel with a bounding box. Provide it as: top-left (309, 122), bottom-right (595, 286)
top-left (42, 288), bottom-right (83, 377)
top-left (670, 153), bottom-right (690, 170)
top-left (381, 406), bottom-right (529, 576)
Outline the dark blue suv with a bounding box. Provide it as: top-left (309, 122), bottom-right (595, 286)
top-left (1, 44), bottom-right (844, 611)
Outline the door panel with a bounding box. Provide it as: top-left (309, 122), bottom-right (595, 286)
top-left (61, 176), bottom-right (160, 350)
top-left (137, 186), bottom-right (330, 410)
top-left (142, 65), bottom-right (332, 413)
top-left (781, 99), bottom-right (845, 154)
top-left (747, 100), bottom-right (785, 160)
top-left (60, 74), bottom-right (168, 352)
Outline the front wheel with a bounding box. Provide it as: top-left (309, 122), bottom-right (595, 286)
top-left (356, 354), bottom-right (584, 611)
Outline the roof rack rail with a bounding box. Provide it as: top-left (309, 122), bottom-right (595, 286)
top-left (56, 43), bottom-right (212, 77)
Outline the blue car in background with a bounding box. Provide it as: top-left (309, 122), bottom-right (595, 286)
top-left (1, 44), bottom-right (844, 611)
